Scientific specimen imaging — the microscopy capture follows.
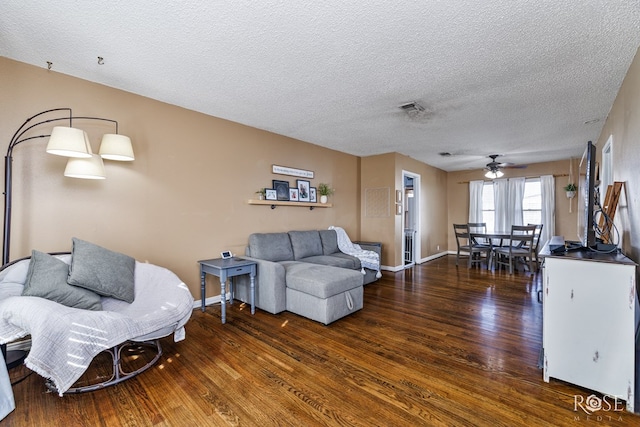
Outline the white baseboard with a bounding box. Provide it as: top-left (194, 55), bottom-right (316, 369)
top-left (418, 251), bottom-right (449, 263)
top-left (381, 251), bottom-right (449, 272)
top-left (381, 264), bottom-right (404, 272)
top-left (194, 293), bottom-right (229, 310)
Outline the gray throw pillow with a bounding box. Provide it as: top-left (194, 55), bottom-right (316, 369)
top-left (67, 238), bottom-right (136, 303)
top-left (22, 250), bottom-right (102, 310)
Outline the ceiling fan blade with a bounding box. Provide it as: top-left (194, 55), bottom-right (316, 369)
top-left (503, 164), bottom-right (528, 169)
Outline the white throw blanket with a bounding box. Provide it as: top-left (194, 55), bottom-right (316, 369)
top-left (329, 226), bottom-right (382, 278)
top-left (0, 260), bottom-right (193, 396)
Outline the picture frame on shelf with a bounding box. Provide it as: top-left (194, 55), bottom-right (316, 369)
top-left (272, 180), bottom-right (290, 201)
top-left (309, 187), bottom-right (317, 203)
top-left (265, 189), bottom-right (277, 201)
top-left (297, 179), bottom-right (311, 202)
top-left (289, 188), bottom-right (299, 201)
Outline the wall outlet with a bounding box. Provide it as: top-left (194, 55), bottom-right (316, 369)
top-left (437, 244), bottom-right (440, 251)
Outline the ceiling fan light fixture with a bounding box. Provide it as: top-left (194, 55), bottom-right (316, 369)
top-left (485, 169), bottom-right (504, 179)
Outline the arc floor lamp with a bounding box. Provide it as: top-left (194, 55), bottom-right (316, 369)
top-left (1, 107), bottom-right (134, 368)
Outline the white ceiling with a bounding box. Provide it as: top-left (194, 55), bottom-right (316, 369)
top-left (2, 1), bottom-right (640, 171)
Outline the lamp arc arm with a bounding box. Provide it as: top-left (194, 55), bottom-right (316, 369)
top-left (7, 108), bottom-right (73, 156)
top-left (7, 112), bottom-right (120, 159)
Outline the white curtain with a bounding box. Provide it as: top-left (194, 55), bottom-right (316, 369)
top-left (508, 177), bottom-right (526, 227)
top-left (540, 175), bottom-right (555, 247)
top-left (493, 179), bottom-right (509, 232)
top-left (468, 180), bottom-right (484, 223)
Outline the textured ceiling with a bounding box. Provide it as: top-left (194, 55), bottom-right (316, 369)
top-left (2, 1), bottom-right (640, 171)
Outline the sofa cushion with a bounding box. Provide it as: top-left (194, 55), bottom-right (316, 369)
top-left (22, 250), bottom-right (103, 310)
top-left (284, 263), bottom-right (363, 299)
top-left (319, 230), bottom-right (339, 254)
top-left (299, 255), bottom-right (360, 270)
top-left (248, 233), bottom-right (294, 262)
top-left (288, 230), bottom-right (323, 260)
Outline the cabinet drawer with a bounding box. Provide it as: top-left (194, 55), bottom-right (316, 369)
top-left (226, 265), bottom-right (254, 276)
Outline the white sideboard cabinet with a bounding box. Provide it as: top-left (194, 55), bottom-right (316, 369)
top-left (542, 246), bottom-right (637, 412)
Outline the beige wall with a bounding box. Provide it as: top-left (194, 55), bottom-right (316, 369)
top-left (360, 153), bottom-right (397, 266)
top-left (597, 46), bottom-right (640, 263)
top-left (361, 152), bottom-right (448, 269)
top-left (446, 160), bottom-right (578, 250)
top-left (394, 153), bottom-right (448, 262)
top-left (0, 57), bottom-right (362, 300)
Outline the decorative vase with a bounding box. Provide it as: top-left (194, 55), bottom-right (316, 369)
top-left (320, 195), bottom-right (328, 204)
top-left (566, 191), bottom-right (575, 199)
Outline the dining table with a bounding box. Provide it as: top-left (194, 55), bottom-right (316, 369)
top-left (469, 231), bottom-right (512, 269)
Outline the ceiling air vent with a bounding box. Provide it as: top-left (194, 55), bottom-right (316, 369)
top-left (399, 102), bottom-right (425, 114)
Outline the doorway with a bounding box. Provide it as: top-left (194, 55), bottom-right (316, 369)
top-left (402, 171), bottom-right (420, 267)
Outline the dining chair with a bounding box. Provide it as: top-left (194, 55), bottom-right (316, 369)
top-left (525, 223), bottom-right (544, 271)
top-left (467, 222), bottom-right (487, 245)
top-left (493, 224), bottom-right (537, 274)
top-left (453, 223), bottom-right (491, 268)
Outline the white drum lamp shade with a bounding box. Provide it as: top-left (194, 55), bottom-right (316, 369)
top-left (64, 154), bottom-right (106, 180)
top-left (99, 134), bottom-right (134, 161)
top-left (45, 127), bottom-right (92, 158)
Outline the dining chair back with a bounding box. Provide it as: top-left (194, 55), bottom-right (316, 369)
top-left (453, 224), bottom-right (470, 266)
top-left (493, 224), bottom-right (538, 274)
top-left (528, 223), bottom-right (544, 271)
top-left (453, 223), bottom-right (491, 268)
top-left (467, 222), bottom-right (488, 245)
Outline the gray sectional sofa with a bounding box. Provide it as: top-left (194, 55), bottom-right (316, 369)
top-left (233, 229), bottom-right (381, 324)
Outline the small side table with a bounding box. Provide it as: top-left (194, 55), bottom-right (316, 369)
top-left (198, 257), bottom-right (257, 324)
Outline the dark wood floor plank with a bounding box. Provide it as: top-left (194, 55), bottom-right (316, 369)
top-left (5, 255), bottom-right (639, 426)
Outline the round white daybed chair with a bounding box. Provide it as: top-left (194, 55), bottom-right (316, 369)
top-left (0, 249), bottom-right (194, 396)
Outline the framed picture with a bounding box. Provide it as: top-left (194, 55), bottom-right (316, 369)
top-left (265, 189), bottom-right (277, 200)
top-left (296, 179), bottom-right (311, 202)
top-left (272, 180), bottom-right (289, 201)
top-left (309, 187), bottom-right (317, 203)
top-left (289, 188), bottom-right (299, 201)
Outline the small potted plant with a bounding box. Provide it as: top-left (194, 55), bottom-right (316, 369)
top-left (256, 188), bottom-right (266, 200)
top-left (317, 183), bottom-right (334, 204)
top-left (564, 183), bottom-right (577, 198)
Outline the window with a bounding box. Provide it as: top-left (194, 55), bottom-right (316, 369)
top-left (481, 184), bottom-right (495, 233)
top-left (523, 179), bottom-right (542, 226)
top-left (481, 179), bottom-right (541, 232)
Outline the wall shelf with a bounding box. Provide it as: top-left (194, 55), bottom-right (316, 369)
top-left (247, 199), bottom-right (332, 210)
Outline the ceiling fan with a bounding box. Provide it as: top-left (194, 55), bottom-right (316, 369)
top-left (484, 154), bottom-right (526, 179)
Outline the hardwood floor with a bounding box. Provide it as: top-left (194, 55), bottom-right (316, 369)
top-left (5, 255), bottom-right (640, 426)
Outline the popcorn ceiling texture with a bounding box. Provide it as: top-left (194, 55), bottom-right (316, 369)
top-left (1, 1), bottom-right (639, 171)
